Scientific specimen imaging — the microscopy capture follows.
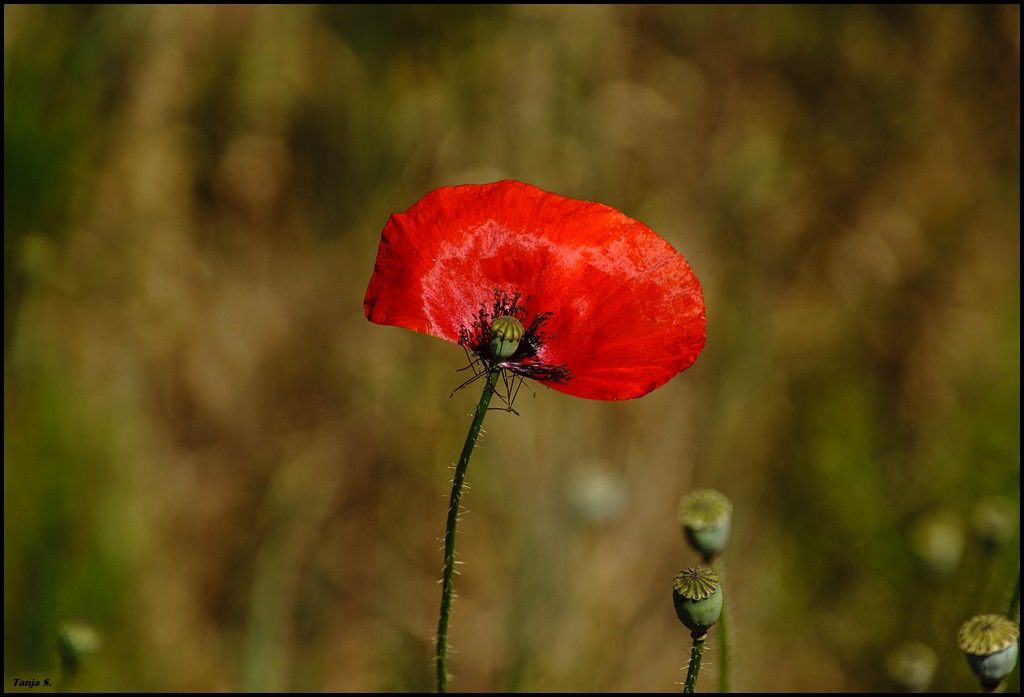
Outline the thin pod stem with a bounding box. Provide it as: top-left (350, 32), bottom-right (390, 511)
top-left (436, 363), bottom-right (502, 693)
top-left (683, 631), bottom-right (707, 693)
top-left (711, 561), bottom-right (733, 693)
top-left (1008, 569), bottom-right (1020, 622)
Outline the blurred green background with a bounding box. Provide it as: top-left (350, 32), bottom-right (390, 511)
top-left (4, 5), bottom-right (1019, 692)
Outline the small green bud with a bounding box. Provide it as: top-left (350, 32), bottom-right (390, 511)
top-left (885, 641), bottom-right (938, 693)
top-left (678, 489), bottom-right (732, 562)
top-left (909, 509), bottom-right (964, 576)
top-left (489, 315), bottom-right (525, 360)
top-left (565, 459), bottom-right (628, 524)
top-left (672, 566), bottom-right (723, 638)
top-left (57, 621), bottom-right (101, 675)
top-left (971, 496), bottom-right (1017, 554)
top-left (957, 614), bottom-right (1019, 689)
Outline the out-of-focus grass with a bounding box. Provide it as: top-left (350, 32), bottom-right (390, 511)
top-left (4, 5), bottom-right (1019, 692)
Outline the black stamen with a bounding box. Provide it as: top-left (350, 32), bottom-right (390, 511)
top-left (455, 289), bottom-right (571, 408)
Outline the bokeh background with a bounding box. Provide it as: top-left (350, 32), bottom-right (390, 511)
top-left (4, 5), bottom-right (1019, 692)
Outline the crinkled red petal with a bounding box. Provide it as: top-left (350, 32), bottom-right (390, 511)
top-left (364, 180), bottom-right (706, 401)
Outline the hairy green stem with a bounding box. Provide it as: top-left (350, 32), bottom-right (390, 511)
top-left (683, 631), bottom-right (707, 693)
top-left (436, 364), bottom-right (501, 693)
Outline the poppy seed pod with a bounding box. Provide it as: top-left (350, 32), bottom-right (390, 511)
top-left (672, 566), bottom-right (723, 638)
top-left (957, 614), bottom-right (1019, 688)
top-left (678, 489), bottom-right (732, 561)
top-left (488, 315), bottom-right (525, 359)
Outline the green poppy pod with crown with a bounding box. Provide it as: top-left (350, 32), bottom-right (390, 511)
top-left (678, 489), bottom-right (732, 562)
top-left (489, 315), bottom-right (525, 359)
top-left (672, 566), bottom-right (723, 638)
top-left (957, 614), bottom-right (1019, 689)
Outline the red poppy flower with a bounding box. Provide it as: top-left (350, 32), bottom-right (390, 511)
top-left (364, 180), bottom-right (706, 401)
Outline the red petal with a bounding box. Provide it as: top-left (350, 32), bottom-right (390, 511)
top-left (364, 180), bottom-right (706, 401)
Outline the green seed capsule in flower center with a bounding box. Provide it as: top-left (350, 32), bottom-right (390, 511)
top-left (489, 315), bottom-right (525, 360)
